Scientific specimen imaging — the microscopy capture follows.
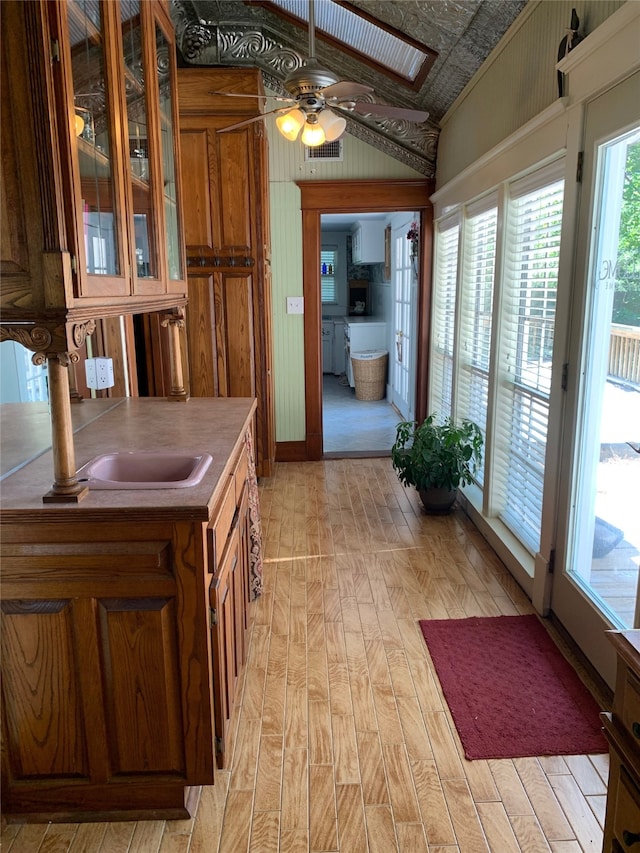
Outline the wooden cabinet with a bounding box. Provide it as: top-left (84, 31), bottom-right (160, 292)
top-left (177, 68), bottom-right (275, 478)
top-left (1, 0), bottom-right (188, 331)
top-left (602, 630), bottom-right (640, 852)
top-left (351, 220), bottom-right (385, 264)
top-left (0, 0), bottom-right (189, 501)
top-left (207, 444), bottom-right (252, 768)
top-left (0, 402), bottom-right (255, 821)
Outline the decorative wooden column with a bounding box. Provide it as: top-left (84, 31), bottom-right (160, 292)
top-left (0, 319), bottom-right (96, 502)
top-left (162, 307), bottom-right (190, 402)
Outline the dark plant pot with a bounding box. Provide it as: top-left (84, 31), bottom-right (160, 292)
top-left (419, 487), bottom-right (457, 514)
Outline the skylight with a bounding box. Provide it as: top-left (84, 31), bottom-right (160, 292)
top-left (261, 0), bottom-right (437, 89)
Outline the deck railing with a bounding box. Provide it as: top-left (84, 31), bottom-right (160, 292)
top-left (609, 324), bottom-right (640, 386)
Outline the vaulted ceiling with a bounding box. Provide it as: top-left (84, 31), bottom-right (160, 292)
top-left (169, 0), bottom-right (528, 176)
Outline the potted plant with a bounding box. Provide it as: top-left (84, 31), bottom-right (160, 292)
top-left (391, 414), bottom-right (483, 513)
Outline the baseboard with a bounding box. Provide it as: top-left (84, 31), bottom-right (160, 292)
top-left (276, 441), bottom-right (307, 462)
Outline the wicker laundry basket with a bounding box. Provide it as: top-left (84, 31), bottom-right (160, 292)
top-left (351, 350), bottom-right (388, 401)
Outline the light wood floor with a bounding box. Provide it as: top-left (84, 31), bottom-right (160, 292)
top-left (2, 459), bottom-right (611, 852)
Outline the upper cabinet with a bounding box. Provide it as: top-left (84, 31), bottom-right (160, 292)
top-left (351, 220), bottom-right (386, 264)
top-left (0, 0), bottom-right (187, 347)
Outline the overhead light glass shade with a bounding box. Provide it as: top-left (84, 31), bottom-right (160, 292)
top-left (275, 108), bottom-right (305, 141)
top-left (300, 118), bottom-right (326, 147)
top-left (317, 109), bottom-right (346, 142)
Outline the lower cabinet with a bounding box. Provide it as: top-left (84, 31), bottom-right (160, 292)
top-left (602, 630), bottom-right (640, 852)
top-left (207, 444), bottom-right (251, 768)
top-left (0, 434), bottom-right (254, 821)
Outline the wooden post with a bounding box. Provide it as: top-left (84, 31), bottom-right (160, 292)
top-left (42, 353), bottom-right (88, 503)
top-left (162, 308), bottom-right (189, 402)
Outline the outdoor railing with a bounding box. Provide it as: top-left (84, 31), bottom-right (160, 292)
top-left (609, 324), bottom-right (640, 386)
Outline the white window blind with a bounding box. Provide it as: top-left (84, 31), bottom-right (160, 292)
top-left (457, 198), bottom-right (498, 486)
top-left (493, 167), bottom-right (564, 553)
top-left (430, 218), bottom-right (459, 420)
top-left (321, 247), bottom-right (338, 303)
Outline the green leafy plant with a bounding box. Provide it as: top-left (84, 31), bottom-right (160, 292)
top-left (391, 414), bottom-right (483, 492)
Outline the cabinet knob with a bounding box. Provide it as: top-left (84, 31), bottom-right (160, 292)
top-left (623, 830), bottom-right (640, 846)
top-left (632, 721), bottom-right (640, 739)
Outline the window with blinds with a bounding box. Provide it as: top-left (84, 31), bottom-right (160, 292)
top-left (456, 198), bottom-right (498, 487)
top-left (321, 247), bottom-right (338, 303)
top-left (430, 158), bottom-right (566, 563)
top-left (430, 218), bottom-right (459, 421)
top-left (493, 165), bottom-right (565, 553)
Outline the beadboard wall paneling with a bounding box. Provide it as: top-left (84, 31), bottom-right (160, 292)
top-left (437, 0), bottom-right (625, 187)
top-left (270, 180), bottom-right (306, 442)
top-left (266, 104), bottom-right (423, 443)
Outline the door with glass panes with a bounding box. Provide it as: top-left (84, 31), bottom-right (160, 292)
top-left (551, 71), bottom-right (640, 687)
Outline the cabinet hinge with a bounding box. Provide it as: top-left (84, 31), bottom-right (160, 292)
top-left (548, 549), bottom-right (556, 575)
top-left (576, 151), bottom-right (584, 183)
top-left (70, 255), bottom-right (77, 275)
top-left (51, 39), bottom-right (60, 63)
top-left (215, 736), bottom-right (223, 754)
top-left (209, 606), bottom-right (217, 627)
top-left (561, 362), bottom-right (569, 391)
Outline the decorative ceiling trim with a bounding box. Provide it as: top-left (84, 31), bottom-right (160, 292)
top-left (171, 2), bottom-right (436, 176)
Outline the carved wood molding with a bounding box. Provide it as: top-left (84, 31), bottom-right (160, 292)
top-left (0, 319), bottom-right (97, 364)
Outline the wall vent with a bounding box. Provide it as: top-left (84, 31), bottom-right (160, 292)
top-left (304, 140), bottom-right (343, 161)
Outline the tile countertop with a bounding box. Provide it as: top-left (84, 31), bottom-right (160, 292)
top-left (0, 397), bottom-right (256, 522)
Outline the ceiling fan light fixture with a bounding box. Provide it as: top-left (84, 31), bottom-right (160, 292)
top-left (317, 109), bottom-right (346, 142)
top-left (300, 116), bottom-right (326, 147)
top-left (275, 108), bottom-right (306, 141)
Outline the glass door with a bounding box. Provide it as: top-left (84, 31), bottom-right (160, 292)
top-left (391, 218), bottom-right (417, 421)
top-left (552, 71), bottom-right (640, 686)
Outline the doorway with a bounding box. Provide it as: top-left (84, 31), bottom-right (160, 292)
top-left (320, 210), bottom-right (418, 456)
top-left (298, 179), bottom-right (434, 461)
top-left (551, 71), bottom-right (640, 686)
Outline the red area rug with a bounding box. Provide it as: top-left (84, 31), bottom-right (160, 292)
top-left (419, 615), bottom-right (608, 760)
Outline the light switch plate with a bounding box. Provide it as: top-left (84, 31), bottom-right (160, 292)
top-left (286, 296), bottom-right (304, 314)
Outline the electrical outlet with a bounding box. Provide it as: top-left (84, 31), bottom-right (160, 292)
top-left (286, 296), bottom-right (304, 314)
top-left (85, 357), bottom-right (115, 390)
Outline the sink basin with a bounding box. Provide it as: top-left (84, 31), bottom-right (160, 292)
top-left (77, 451), bottom-right (213, 490)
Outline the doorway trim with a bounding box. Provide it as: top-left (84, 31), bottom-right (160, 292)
top-left (297, 179), bottom-right (434, 460)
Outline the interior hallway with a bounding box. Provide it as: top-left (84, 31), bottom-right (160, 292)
top-left (1, 459), bottom-right (610, 852)
top-left (323, 374), bottom-right (400, 455)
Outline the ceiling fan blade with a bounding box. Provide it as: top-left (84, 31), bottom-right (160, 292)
top-left (217, 107), bottom-right (289, 133)
top-left (353, 101), bottom-right (429, 123)
top-left (208, 91), bottom-right (295, 104)
top-left (322, 81), bottom-right (374, 99)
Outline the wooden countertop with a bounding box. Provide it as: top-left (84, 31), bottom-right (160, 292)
top-left (0, 397), bottom-right (256, 523)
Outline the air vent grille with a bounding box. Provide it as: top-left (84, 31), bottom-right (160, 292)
top-left (305, 140), bottom-right (343, 161)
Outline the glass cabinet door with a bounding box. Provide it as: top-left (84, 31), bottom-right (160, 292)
top-left (61, 0), bottom-right (186, 303)
top-left (120, 0), bottom-right (159, 286)
top-left (67, 0), bottom-right (126, 288)
top-left (154, 20), bottom-right (184, 284)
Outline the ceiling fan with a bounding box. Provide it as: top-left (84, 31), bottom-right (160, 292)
top-left (214, 0), bottom-right (429, 146)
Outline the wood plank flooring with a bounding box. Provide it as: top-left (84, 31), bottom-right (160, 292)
top-left (1, 459), bottom-right (611, 852)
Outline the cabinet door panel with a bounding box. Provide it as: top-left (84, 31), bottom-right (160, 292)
top-left (1, 600), bottom-right (88, 779)
top-left (185, 275), bottom-right (218, 397)
top-left (224, 274), bottom-right (255, 398)
top-left (175, 129), bottom-right (213, 253)
top-left (217, 131), bottom-right (253, 252)
top-left (98, 597), bottom-right (184, 775)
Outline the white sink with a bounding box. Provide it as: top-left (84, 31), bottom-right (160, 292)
top-left (77, 451), bottom-right (213, 489)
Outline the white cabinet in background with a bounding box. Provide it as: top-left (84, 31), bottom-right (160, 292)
top-left (333, 320), bottom-right (346, 375)
top-left (351, 220), bottom-right (386, 264)
top-left (322, 322), bottom-right (333, 373)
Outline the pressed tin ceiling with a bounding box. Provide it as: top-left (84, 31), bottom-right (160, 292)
top-left (169, 0), bottom-right (528, 176)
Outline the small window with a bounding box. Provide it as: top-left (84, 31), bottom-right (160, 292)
top-left (258, 0), bottom-right (437, 90)
top-left (321, 247), bottom-right (338, 303)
